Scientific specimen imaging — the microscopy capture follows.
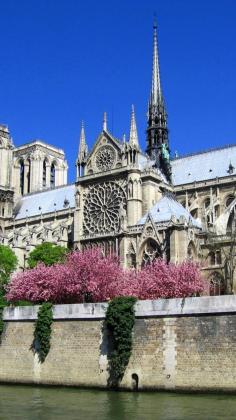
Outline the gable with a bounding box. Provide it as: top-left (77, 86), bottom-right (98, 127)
top-left (86, 131), bottom-right (123, 175)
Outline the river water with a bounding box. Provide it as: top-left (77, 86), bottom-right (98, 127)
top-left (0, 385), bottom-right (236, 420)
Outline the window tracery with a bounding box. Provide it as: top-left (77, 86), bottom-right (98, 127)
top-left (141, 239), bottom-right (161, 266)
top-left (95, 145), bottom-right (116, 172)
top-left (209, 272), bottom-right (225, 296)
top-left (83, 182), bottom-right (126, 235)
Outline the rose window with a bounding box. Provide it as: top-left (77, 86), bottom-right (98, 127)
top-left (83, 182), bottom-right (126, 235)
top-left (95, 145), bottom-right (116, 171)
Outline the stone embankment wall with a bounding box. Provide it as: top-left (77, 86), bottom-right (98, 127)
top-left (1, 296), bottom-right (236, 392)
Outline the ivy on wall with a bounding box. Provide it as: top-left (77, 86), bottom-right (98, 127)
top-left (106, 296), bottom-right (136, 388)
top-left (33, 302), bottom-right (53, 362)
top-left (0, 306), bottom-right (4, 338)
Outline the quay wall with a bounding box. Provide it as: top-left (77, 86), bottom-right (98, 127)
top-left (1, 296), bottom-right (236, 392)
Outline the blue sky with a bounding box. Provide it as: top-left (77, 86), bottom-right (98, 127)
top-left (1, 0), bottom-right (236, 182)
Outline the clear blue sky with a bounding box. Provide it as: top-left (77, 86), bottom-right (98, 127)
top-left (1, 0), bottom-right (236, 182)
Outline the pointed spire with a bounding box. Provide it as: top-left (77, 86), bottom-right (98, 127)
top-left (103, 112), bottom-right (107, 131)
top-left (129, 105), bottom-right (139, 148)
top-left (78, 121), bottom-right (88, 162)
top-left (151, 18), bottom-right (162, 105)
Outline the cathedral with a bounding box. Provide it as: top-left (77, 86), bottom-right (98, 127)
top-left (1, 23), bottom-right (236, 295)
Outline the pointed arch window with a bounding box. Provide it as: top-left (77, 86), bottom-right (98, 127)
top-left (141, 239), bottom-right (161, 267)
top-left (50, 163), bottom-right (56, 188)
top-left (20, 160), bottom-right (24, 195)
top-left (27, 159), bottom-right (31, 193)
top-left (209, 273), bottom-right (225, 296)
top-left (43, 159), bottom-right (47, 187)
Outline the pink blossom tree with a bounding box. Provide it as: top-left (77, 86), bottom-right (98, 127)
top-left (6, 248), bottom-right (128, 303)
top-left (135, 259), bottom-right (206, 300)
top-left (6, 249), bottom-right (206, 304)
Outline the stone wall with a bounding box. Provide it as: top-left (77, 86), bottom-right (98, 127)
top-left (1, 296), bottom-right (236, 391)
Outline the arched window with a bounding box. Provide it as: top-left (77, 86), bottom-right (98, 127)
top-left (187, 242), bottom-right (197, 260)
top-left (214, 205), bottom-right (220, 219)
top-left (190, 208), bottom-right (198, 219)
top-left (204, 198), bottom-right (210, 210)
top-left (208, 250), bottom-right (221, 266)
top-left (43, 159), bottom-right (47, 187)
top-left (141, 239), bottom-right (161, 267)
top-left (50, 163), bottom-right (56, 188)
top-left (226, 195), bottom-right (235, 208)
top-left (227, 207), bottom-right (236, 233)
top-left (203, 198), bottom-right (211, 224)
top-left (27, 159), bottom-right (31, 193)
top-left (209, 273), bottom-right (225, 296)
top-left (20, 160), bottom-right (24, 195)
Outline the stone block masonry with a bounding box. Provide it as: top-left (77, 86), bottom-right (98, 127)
top-left (2, 296), bottom-right (236, 391)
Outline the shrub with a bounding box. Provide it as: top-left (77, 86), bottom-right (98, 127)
top-left (27, 242), bottom-right (68, 268)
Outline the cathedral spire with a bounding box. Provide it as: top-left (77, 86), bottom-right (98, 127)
top-left (146, 20), bottom-right (171, 182)
top-left (103, 112), bottom-right (107, 132)
top-left (129, 105), bottom-right (139, 148)
top-left (151, 18), bottom-right (162, 106)
top-left (78, 121), bottom-right (88, 162)
top-left (76, 121), bottom-right (88, 178)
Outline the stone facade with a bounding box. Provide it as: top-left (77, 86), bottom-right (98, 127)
top-left (2, 296), bottom-right (236, 391)
top-left (0, 24), bottom-right (236, 294)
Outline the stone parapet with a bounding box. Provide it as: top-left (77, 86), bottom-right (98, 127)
top-left (3, 295), bottom-right (236, 321)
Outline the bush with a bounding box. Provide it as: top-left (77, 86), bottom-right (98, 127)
top-left (27, 242), bottom-right (68, 268)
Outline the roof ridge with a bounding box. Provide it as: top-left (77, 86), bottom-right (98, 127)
top-left (171, 143), bottom-right (236, 161)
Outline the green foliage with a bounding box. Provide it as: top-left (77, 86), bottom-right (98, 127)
top-left (34, 302), bottom-right (53, 362)
top-left (106, 296), bottom-right (136, 388)
top-left (0, 245), bottom-right (18, 285)
top-left (0, 245), bottom-right (18, 302)
top-left (28, 242), bottom-right (68, 268)
top-left (0, 306), bottom-right (4, 338)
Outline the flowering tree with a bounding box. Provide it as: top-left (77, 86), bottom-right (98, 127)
top-left (6, 249), bottom-right (206, 304)
top-left (6, 248), bottom-right (127, 304)
top-left (135, 259), bottom-right (206, 300)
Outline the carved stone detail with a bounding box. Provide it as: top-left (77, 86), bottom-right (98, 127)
top-left (95, 145), bottom-right (116, 171)
top-left (83, 181), bottom-right (126, 235)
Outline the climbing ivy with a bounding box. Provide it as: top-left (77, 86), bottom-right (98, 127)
top-left (106, 296), bottom-right (136, 388)
top-left (34, 302), bottom-right (53, 362)
top-left (0, 306), bottom-right (4, 338)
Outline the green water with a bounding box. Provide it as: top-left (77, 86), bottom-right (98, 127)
top-left (0, 385), bottom-right (236, 420)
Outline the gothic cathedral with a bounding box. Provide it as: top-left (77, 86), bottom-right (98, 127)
top-left (1, 23), bottom-right (236, 295)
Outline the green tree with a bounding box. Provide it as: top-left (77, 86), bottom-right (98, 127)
top-left (27, 242), bottom-right (68, 268)
top-left (0, 245), bottom-right (18, 305)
